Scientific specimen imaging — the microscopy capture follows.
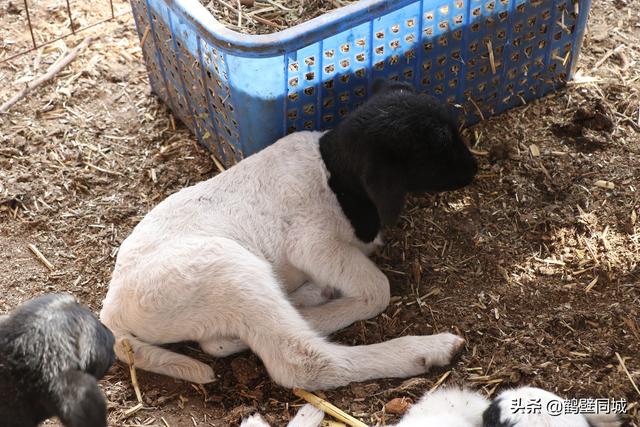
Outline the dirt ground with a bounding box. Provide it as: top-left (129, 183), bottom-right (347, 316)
top-left (1, 0), bottom-right (639, 426)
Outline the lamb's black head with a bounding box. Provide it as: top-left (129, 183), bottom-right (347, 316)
top-left (354, 80), bottom-right (477, 192)
top-left (0, 293), bottom-right (115, 427)
top-left (2, 293), bottom-right (116, 382)
top-left (322, 80), bottom-right (477, 226)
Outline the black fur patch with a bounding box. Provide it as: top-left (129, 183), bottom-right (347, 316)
top-left (0, 293), bottom-right (115, 427)
top-left (320, 129), bottom-right (381, 242)
top-left (483, 398), bottom-right (512, 427)
top-left (320, 80), bottom-right (477, 242)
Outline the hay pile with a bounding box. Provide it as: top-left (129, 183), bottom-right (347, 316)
top-left (202, 0), bottom-right (358, 34)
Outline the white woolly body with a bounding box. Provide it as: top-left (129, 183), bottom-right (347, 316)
top-left (100, 131), bottom-right (463, 388)
top-left (395, 388), bottom-right (488, 427)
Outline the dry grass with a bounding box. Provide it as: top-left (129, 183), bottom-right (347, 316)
top-left (0, 0), bottom-right (639, 426)
top-left (202, 0), bottom-right (358, 34)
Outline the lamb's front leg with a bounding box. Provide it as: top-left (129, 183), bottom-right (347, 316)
top-left (287, 236), bottom-right (465, 377)
top-left (287, 237), bottom-right (392, 336)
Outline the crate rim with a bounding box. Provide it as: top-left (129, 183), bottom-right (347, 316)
top-left (163, 0), bottom-right (423, 57)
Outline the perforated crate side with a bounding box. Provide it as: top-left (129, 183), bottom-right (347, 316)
top-left (129, 0), bottom-right (591, 167)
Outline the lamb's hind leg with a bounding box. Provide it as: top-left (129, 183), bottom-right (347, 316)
top-left (196, 240), bottom-right (464, 389)
top-left (242, 298), bottom-right (465, 390)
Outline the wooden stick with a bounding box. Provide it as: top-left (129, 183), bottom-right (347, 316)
top-left (428, 370), bottom-right (451, 393)
top-left (467, 97), bottom-right (486, 121)
top-left (122, 339), bottom-right (144, 403)
top-left (615, 352), bottom-right (640, 397)
top-left (216, 0), bottom-right (241, 14)
top-left (264, 0), bottom-right (293, 11)
top-left (84, 162), bottom-right (123, 176)
top-left (593, 44), bottom-right (625, 69)
top-left (123, 402), bottom-right (144, 417)
top-left (469, 148), bottom-right (489, 156)
top-left (210, 154), bottom-right (226, 173)
top-left (27, 244), bottom-right (55, 271)
top-left (486, 39), bottom-right (496, 75)
top-left (251, 14), bottom-right (282, 29)
top-left (293, 388), bottom-right (367, 427)
top-left (140, 26), bottom-right (151, 49)
top-left (0, 37), bottom-right (92, 113)
top-left (584, 276), bottom-right (598, 292)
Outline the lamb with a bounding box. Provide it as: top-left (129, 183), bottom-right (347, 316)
top-left (99, 79), bottom-right (478, 389)
top-left (240, 387), bottom-right (623, 427)
top-left (0, 293), bottom-right (115, 427)
top-left (396, 386), bottom-right (623, 427)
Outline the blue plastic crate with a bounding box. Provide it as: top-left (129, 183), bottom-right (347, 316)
top-left (130, 0), bottom-right (591, 166)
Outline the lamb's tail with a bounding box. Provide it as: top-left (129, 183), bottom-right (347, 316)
top-left (101, 317), bottom-right (216, 384)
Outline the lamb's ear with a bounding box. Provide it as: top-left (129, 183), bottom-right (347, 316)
top-left (54, 370), bottom-right (108, 427)
top-left (481, 398), bottom-right (504, 427)
top-left (363, 162), bottom-right (407, 226)
top-left (79, 319), bottom-right (116, 380)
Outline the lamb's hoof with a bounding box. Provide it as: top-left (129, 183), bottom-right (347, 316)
top-left (428, 333), bottom-right (466, 367)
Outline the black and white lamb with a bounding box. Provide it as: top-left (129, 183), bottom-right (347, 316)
top-left (240, 386), bottom-right (623, 427)
top-left (395, 386), bottom-right (623, 427)
top-left (0, 293), bottom-right (116, 427)
top-left (100, 79), bottom-right (478, 389)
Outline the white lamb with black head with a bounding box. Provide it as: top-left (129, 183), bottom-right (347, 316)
top-left (100, 80), bottom-right (478, 389)
top-left (0, 293), bottom-right (115, 427)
